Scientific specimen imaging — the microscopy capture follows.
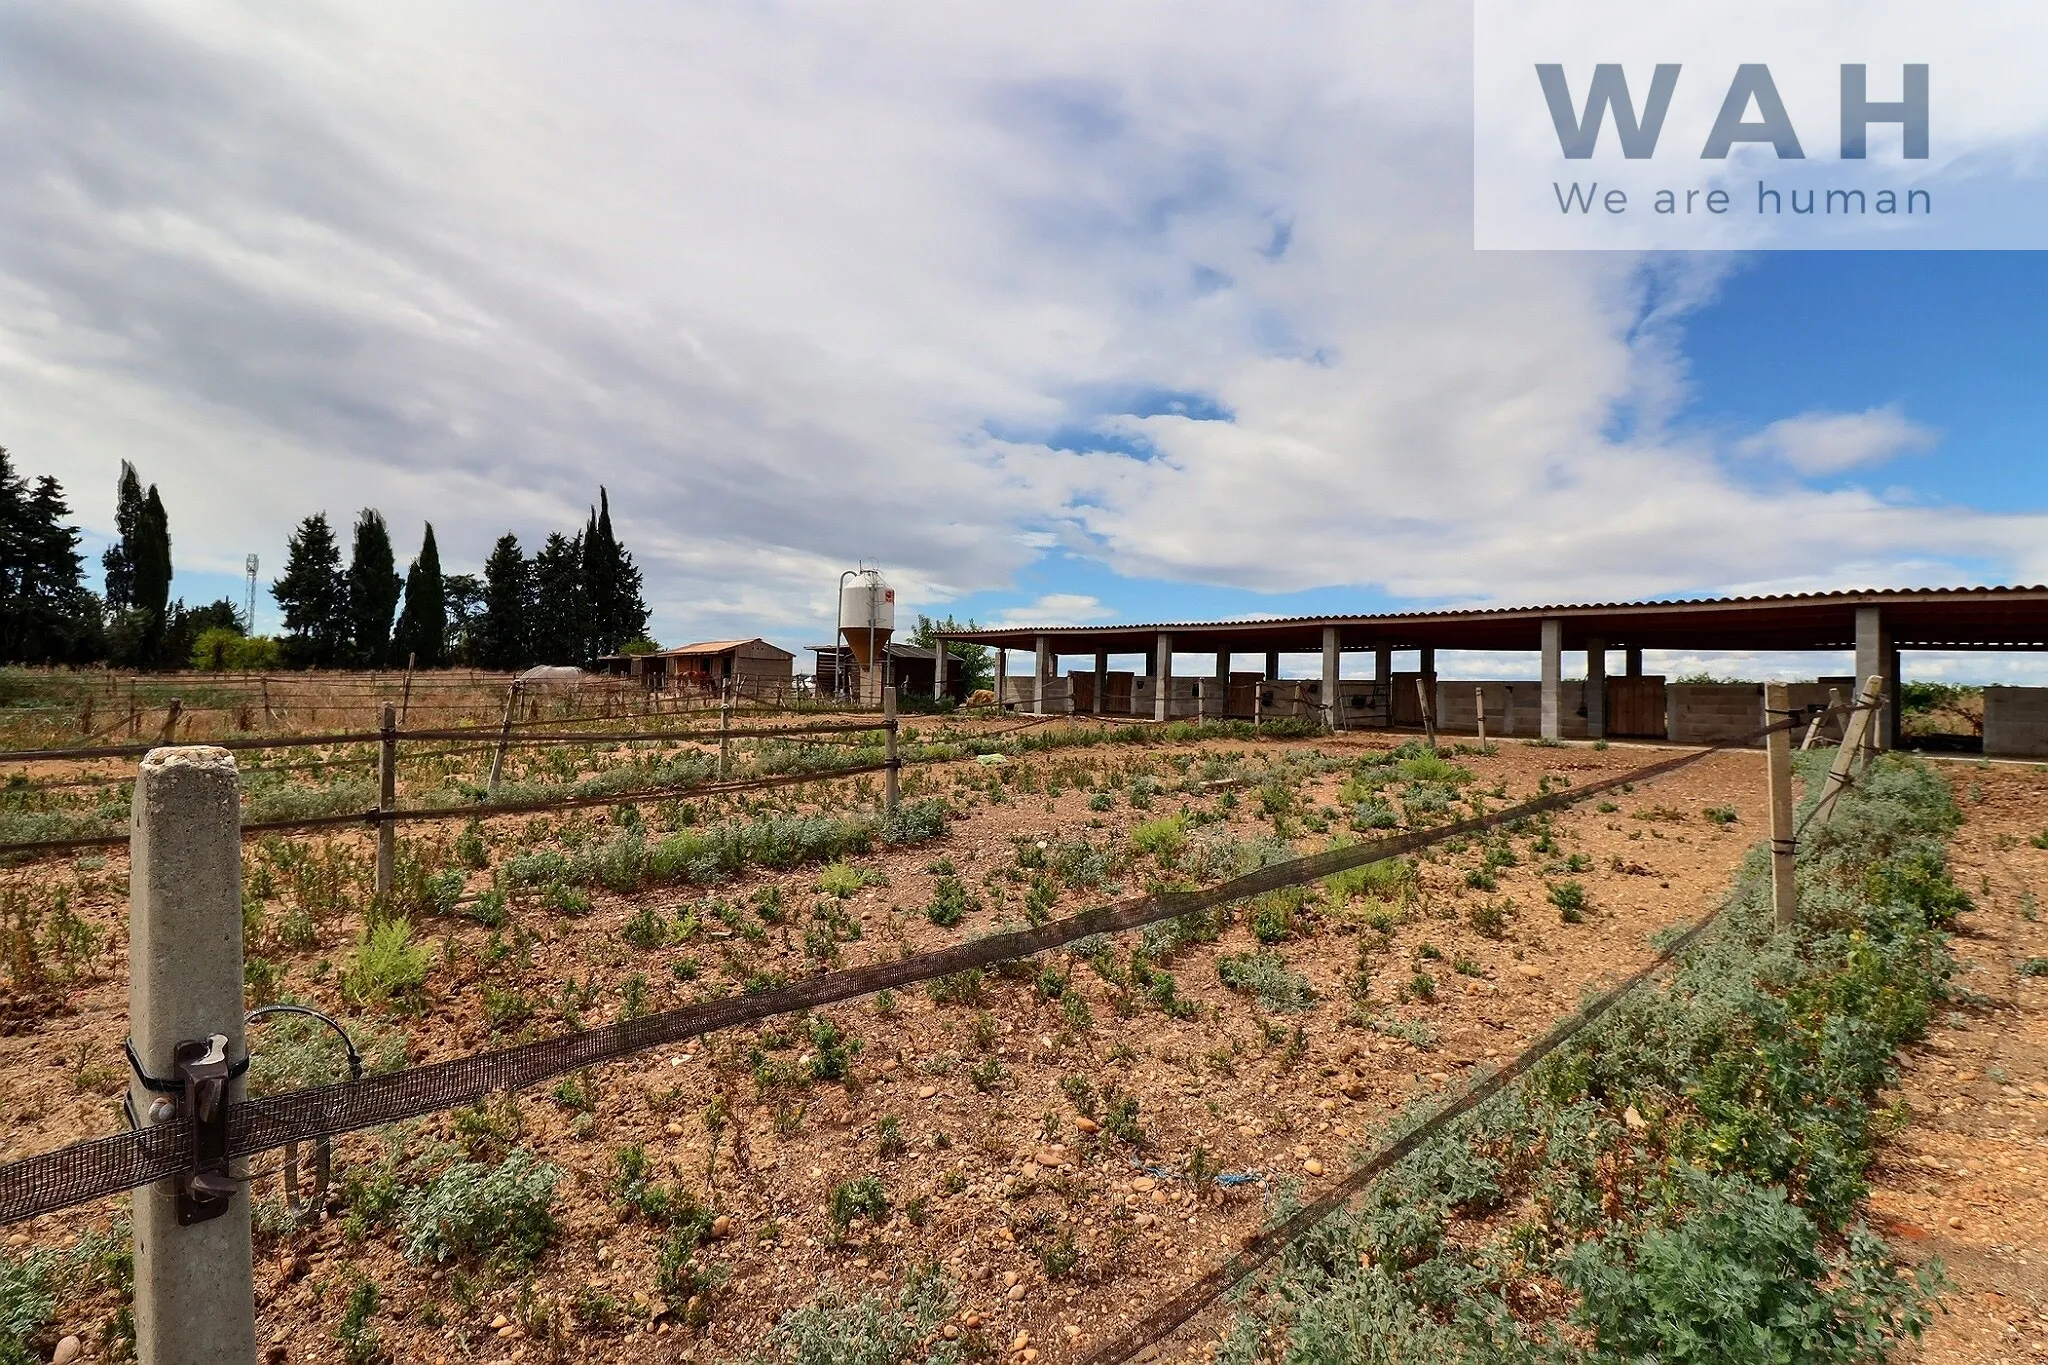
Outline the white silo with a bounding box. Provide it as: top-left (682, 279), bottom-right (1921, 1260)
top-left (837, 567), bottom-right (896, 702)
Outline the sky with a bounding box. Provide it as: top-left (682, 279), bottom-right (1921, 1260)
top-left (3, 3), bottom-right (2046, 683)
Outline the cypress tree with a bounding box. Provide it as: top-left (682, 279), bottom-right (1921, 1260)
top-left (392, 523), bottom-right (447, 668)
top-left (272, 513), bottom-right (351, 668)
top-left (135, 483), bottom-right (173, 661)
top-left (101, 460), bottom-right (143, 610)
top-left (531, 530), bottom-right (587, 666)
top-left (583, 488), bottom-right (647, 659)
top-left (476, 533), bottom-right (533, 671)
top-left (346, 508), bottom-right (403, 667)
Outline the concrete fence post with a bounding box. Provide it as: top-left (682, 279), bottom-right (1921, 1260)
top-left (1319, 627), bottom-right (1340, 732)
top-left (1475, 687), bottom-right (1487, 748)
top-left (129, 746), bottom-right (259, 1365)
top-left (375, 703), bottom-right (397, 901)
top-left (1810, 675), bottom-right (1884, 828)
top-left (1764, 683), bottom-right (1797, 931)
top-left (883, 685), bottom-right (900, 817)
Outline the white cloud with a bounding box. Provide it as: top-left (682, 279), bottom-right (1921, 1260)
top-left (1734, 406), bottom-right (1939, 476)
top-left (993, 595), bottom-right (1118, 627)
top-left (0, 1), bottom-right (2040, 659)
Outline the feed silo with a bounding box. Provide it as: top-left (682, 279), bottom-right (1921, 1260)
top-left (837, 567), bottom-right (895, 702)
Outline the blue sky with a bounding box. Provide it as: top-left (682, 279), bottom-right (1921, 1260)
top-left (8, 5), bottom-right (2047, 684)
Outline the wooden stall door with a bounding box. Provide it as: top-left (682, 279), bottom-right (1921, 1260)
top-left (1070, 672), bottom-right (1096, 713)
top-left (1105, 672), bottom-right (1134, 715)
top-left (1606, 676), bottom-right (1668, 738)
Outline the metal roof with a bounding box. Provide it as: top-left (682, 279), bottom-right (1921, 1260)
top-left (936, 586), bottom-right (2048, 655)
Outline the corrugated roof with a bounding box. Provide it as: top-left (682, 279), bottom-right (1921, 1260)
top-left (935, 585), bottom-right (2048, 653)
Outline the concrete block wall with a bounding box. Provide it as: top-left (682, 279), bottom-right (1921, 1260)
top-left (1665, 684), bottom-right (1764, 746)
top-left (1984, 686), bottom-right (2048, 758)
top-left (1431, 681), bottom-right (1586, 738)
top-left (1002, 677), bottom-right (1074, 714)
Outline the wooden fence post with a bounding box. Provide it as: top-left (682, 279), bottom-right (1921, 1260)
top-left (399, 654), bottom-right (415, 725)
top-left (1809, 675), bottom-right (1883, 829)
top-left (129, 746), bottom-right (259, 1365)
top-left (884, 685), bottom-right (901, 818)
top-left (718, 680), bottom-right (733, 781)
top-left (1764, 682), bottom-right (1797, 931)
top-left (158, 698), bottom-right (182, 746)
top-left (487, 682), bottom-right (520, 795)
top-left (376, 703), bottom-right (397, 901)
top-left (1415, 677), bottom-right (1437, 751)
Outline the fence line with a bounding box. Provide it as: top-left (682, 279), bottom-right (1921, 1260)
top-left (0, 721), bottom-right (1786, 1227)
top-left (1078, 904), bottom-right (1726, 1365)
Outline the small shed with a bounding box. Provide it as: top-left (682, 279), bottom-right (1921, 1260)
top-left (599, 639), bottom-right (795, 698)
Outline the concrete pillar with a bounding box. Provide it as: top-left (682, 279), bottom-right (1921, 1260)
top-left (1373, 645), bottom-right (1392, 683)
top-left (1854, 606), bottom-right (1895, 751)
top-left (932, 638), bottom-right (948, 701)
top-left (1033, 635), bottom-right (1050, 716)
top-left (1092, 651), bottom-right (1107, 715)
top-left (130, 747), bottom-right (258, 1365)
top-left (1585, 637), bottom-right (1606, 739)
top-left (1417, 646), bottom-right (1435, 678)
top-left (1540, 617), bottom-right (1563, 740)
top-left (1212, 652), bottom-right (1229, 716)
top-left (995, 649), bottom-right (1007, 710)
top-left (1154, 634), bottom-right (1174, 722)
top-left (1321, 626), bottom-right (1341, 730)
top-left (1625, 646), bottom-right (1643, 678)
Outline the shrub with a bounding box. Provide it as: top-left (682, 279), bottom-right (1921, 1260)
top-left (924, 876), bottom-right (978, 927)
top-left (1466, 899), bottom-right (1512, 939)
top-left (1217, 950), bottom-right (1317, 1012)
top-left (827, 1176), bottom-right (888, 1232)
top-left (755, 1264), bottom-right (959, 1365)
top-left (1129, 814), bottom-right (1190, 863)
top-left (1703, 805), bottom-right (1740, 826)
top-left (400, 1152), bottom-right (559, 1268)
top-left (341, 919), bottom-right (432, 1007)
top-left (1548, 880), bottom-right (1588, 922)
top-left (817, 863), bottom-right (865, 898)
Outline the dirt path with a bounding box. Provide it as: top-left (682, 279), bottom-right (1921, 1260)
top-left (1869, 761), bottom-right (2048, 1363)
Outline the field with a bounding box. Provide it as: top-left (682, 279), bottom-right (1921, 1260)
top-left (1, 668), bottom-right (2041, 1363)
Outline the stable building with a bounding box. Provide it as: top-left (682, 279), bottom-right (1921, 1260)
top-left (597, 638), bottom-right (795, 699)
top-left (941, 586), bottom-right (2048, 757)
top-left (810, 642), bottom-right (971, 705)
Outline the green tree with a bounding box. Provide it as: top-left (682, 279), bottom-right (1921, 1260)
top-left (101, 460), bottom-right (144, 610)
top-left (392, 523), bottom-right (447, 668)
top-left (134, 483), bottom-right (173, 661)
top-left (442, 572), bottom-right (484, 665)
top-left (910, 613), bottom-right (993, 694)
top-left (272, 513), bottom-right (351, 668)
top-left (475, 533), bottom-right (533, 671)
top-left (581, 488), bottom-right (648, 661)
top-left (531, 530), bottom-right (587, 666)
top-left (0, 449), bottom-right (98, 663)
top-left (346, 508), bottom-right (402, 667)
